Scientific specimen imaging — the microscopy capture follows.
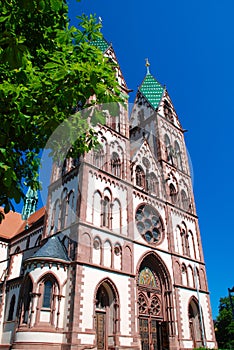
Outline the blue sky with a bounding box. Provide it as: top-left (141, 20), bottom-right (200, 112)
top-left (67, 0), bottom-right (234, 318)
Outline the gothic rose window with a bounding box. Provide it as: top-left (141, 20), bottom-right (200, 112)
top-left (135, 204), bottom-right (163, 244)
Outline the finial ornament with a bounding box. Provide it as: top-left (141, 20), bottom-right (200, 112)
top-left (145, 58), bottom-right (150, 74)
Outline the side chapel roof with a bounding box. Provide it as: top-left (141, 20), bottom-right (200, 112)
top-left (32, 235), bottom-right (70, 262)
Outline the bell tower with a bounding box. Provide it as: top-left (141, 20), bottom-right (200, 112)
top-left (130, 60), bottom-right (216, 349)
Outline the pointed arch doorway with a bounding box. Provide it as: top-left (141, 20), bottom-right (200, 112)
top-left (95, 280), bottom-right (119, 350)
top-left (188, 298), bottom-right (204, 348)
top-left (137, 254), bottom-right (173, 350)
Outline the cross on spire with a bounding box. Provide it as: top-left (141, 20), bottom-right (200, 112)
top-left (145, 58), bottom-right (150, 75)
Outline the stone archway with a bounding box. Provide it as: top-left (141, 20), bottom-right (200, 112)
top-left (95, 279), bottom-right (119, 350)
top-left (137, 253), bottom-right (174, 350)
top-left (188, 297), bottom-right (203, 348)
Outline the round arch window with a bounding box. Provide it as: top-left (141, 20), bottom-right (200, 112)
top-left (135, 204), bottom-right (163, 244)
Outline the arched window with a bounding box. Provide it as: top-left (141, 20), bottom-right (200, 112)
top-left (20, 276), bottom-right (33, 325)
top-left (187, 265), bottom-right (195, 288)
top-left (164, 134), bottom-right (172, 164)
top-left (112, 199), bottom-right (121, 234)
top-left (93, 237), bottom-right (102, 265)
top-left (169, 183), bottom-right (177, 204)
top-left (195, 267), bottom-right (200, 290)
top-left (60, 189), bottom-right (68, 229)
top-left (7, 294), bottom-right (16, 321)
top-left (93, 146), bottom-right (104, 169)
top-left (135, 165), bottom-right (145, 188)
top-left (114, 243), bottom-right (122, 270)
top-left (67, 191), bottom-right (75, 226)
top-left (188, 230), bottom-right (196, 259)
top-left (181, 189), bottom-right (189, 210)
top-left (147, 172), bottom-right (159, 195)
top-left (52, 199), bottom-right (60, 233)
top-left (102, 197), bottom-right (110, 228)
top-left (164, 101), bottom-right (173, 122)
top-left (181, 264), bottom-right (188, 286)
top-left (43, 280), bottom-right (53, 308)
top-left (181, 227), bottom-right (190, 256)
top-left (93, 191), bottom-right (102, 226)
top-left (35, 276), bottom-right (60, 327)
top-left (111, 152), bottom-right (121, 178)
top-left (175, 141), bottom-right (183, 170)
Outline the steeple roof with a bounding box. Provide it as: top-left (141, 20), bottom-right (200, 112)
top-left (32, 235), bottom-right (69, 262)
top-left (139, 72), bottom-right (164, 110)
top-left (90, 37), bottom-right (110, 53)
top-left (21, 186), bottom-right (38, 220)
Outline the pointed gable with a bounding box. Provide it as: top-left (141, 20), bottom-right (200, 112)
top-left (131, 138), bottom-right (162, 198)
top-left (32, 235), bottom-right (69, 262)
top-left (131, 138), bottom-right (161, 177)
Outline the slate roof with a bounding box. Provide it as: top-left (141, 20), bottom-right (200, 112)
top-left (32, 235), bottom-right (69, 262)
top-left (90, 37), bottom-right (110, 53)
top-left (139, 73), bottom-right (164, 110)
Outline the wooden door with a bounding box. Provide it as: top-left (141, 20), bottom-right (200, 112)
top-left (140, 317), bottom-right (163, 350)
top-left (96, 312), bottom-right (106, 349)
top-left (139, 318), bottom-right (149, 350)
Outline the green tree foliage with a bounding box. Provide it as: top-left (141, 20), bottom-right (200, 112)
top-left (0, 0), bottom-right (122, 218)
top-left (215, 296), bottom-right (234, 349)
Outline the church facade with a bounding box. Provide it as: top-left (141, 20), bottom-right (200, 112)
top-left (0, 37), bottom-right (217, 350)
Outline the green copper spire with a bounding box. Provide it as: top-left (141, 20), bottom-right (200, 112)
top-left (90, 17), bottom-right (110, 53)
top-left (21, 187), bottom-right (38, 221)
top-left (139, 61), bottom-right (164, 110)
top-left (90, 35), bottom-right (110, 53)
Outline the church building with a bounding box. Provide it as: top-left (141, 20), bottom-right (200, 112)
top-left (0, 35), bottom-right (217, 350)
